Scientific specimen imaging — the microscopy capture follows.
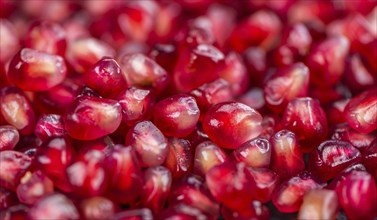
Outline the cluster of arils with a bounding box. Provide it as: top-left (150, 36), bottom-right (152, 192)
top-left (0, 0), bottom-right (377, 219)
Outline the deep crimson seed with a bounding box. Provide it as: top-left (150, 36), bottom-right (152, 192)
top-left (0, 151), bottom-right (32, 191)
top-left (34, 114), bottom-right (65, 142)
top-left (0, 125), bottom-right (19, 151)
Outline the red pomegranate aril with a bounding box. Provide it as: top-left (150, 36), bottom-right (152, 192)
top-left (0, 19), bottom-right (20, 65)
top-left (66, 38), bottom-right (115, 74)
top-left (297, 189), bottom-right (339, 220)
top-left (269, 130), bottom-right (305, 178)
top-left (0, 125), bottom-right (19, 151)
top-left (149, 44), bottom-right (177, 74)
top-left (64, 96), bottom-right (122, 140)
top-left (24, 21), bottom-right (66, 55)
top-left (264, 62), bottom-right (309, 113)
top-left (36, 136), bottom-right (75, 192)
top-left (0, 188), bottom-right (18, 210)
top-left (112, 208), bottom-right (153, 220)
top-left (232, 137), bottom-right (271, 168)
top-left (0, 150), bottom-right (31, 190)
top-left (219, 52), bottom-right (249, 96)
top-left (281, 97), bottom-right (328, 152)
top-left (0, 204), bottom-right (29, 220)
top-left (272, 171), bottom-right (325, 213)
top-left (221, 200), bottom-right (270, 220)
top-left (206, 162), bottom-right (256, 212)
top-left (169, 175), bottom-right (219, 218)
top-left (86, 57), bottom-right (127, 98)
top-left (28, 193), bottom-right (79, 220)
top-left (164, 138), bottom-right (192, 179)
top-left (117, 86), bottom-right (154, 126)
top-left (344, 54), bottom-right (376, 93)
top-left (173, 44), bottom-right (225, 92)
top-left (66, 150), bottom-right (108, 197)
top-left (125, 121), bottom-right (168, 167)
top-left (344, 88), bottom-right (377, 134)
top-left (336, 171), bottom-right (377, 220)
top-left (247, 167), bottom-right (280, 203)
top-left (141, 166), bottom-right (172, 214)
top-left (80, 197), bottom-right (117, 220)
top-left (0, 87), bottom-right (36, 135)
top-left (203, 102), bottom-right (263, 149)
top-left (104, 145), bottom-right (143, 204)
top-left (238, 88), bottom-right (265, 111)
top-left (229, 10), bottom-right (281, 52)
top-left (118, 53), bottom-right (169, 92)
top-left (16, 170), bottom-right (54, 205)
top-left (34, 114), bottom-right (65, 142)
top-left (190, 79), bottom-right (233, 116)
top-left (243, 47), bottom-right (267, 87)
top-left (34, 79), bottom-right (80, 114)
top-left (306, 36), bottom-right (350, 87)
top-left (153, 94), bottom-right (200, 137)
top-left (7, 48), bottom-right (67, 91)
top-left (273, 44), bottom-right (296, 67)
top-left (308, 140), bottom-right (362, 181)
top-left (281, 23), bottom-right (312, 56)
top-left (259, 116), bottom-right (277, 140)
top-left (327, 163), bottom-right (368, 190)
top-left (207, 4), bottom-right (236, 47)
top-left (194, 141), bottom-right (228, 176)
top-left (363, 139), bottom-right (377, 175)
top-left (331, 124), bottom-right (375, 152)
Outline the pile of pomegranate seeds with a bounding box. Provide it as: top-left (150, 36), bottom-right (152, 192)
top-left (1, 0), bottom-right (377, 219)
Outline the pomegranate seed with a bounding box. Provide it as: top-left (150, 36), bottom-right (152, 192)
top-left (140, 166), bottom-right (172, 214)
top-left (331, 124), bottom-right (375, 152)
top-left (194, 141), bottom-right (228, 176)
top-left (66, 38), bottom-right (115, 74)
top-left (0, 151), bottom-right (31, 191)
top-left (0, 19), bottom-right (20, 65)
top-left (169, 175), bottom-right (220, 218)
top-left (64, 96), bottom-right (122, 140)
top-left (34, 79), bottom-right (80, 114)
top-left (116, 86), bottom-right (154, 126)
top-left (80, 197), bottom-right (117, 220)
top-left (34, 114), bottom-right (65, 142)
top-left (344, 54), bottom-right (376, 93)
top-left (190, 79), bottom-right (233, 116)
top-left (269, 130), bottom-right (305, 178)
top-left (159, 204), bottom-right (208, 220)
top-left (164, 138), bottom-right (192, 179)
top-left (125, 121), bottom-right (168, 167)
top-left (28, 193), bottom-right (79, 220)
top-left (229, 10), bottom-right (281, 52)
top-left (264, 63), bottom-right (309, 113)
top-left (86, 57), bottom-right (127, 98)
top-left (0, 188), bottom-right (18, 210)
top-left (7, 48), bottom-right (67, 91)
top-left (247, 167), bottom-right (280, 203)
top-left (117, 53), bottom-right (169, 92)
top-left (336, 171), bottom-right (377, 220)
top-left (153, 94), bottom-right (200, 137)
top-left (24, 21), bottom-right (66, 55)
top-left (326, 99), bottom-right (350, 126)
top-left (206, 162), bottom-right (256, 212)
top-left (219, 52), bottom-right (249, 96)
top-left (203, 102), bottom-right (263, 149)
top-left (232, 137), bottom-right (271, 168)
top-left (297, 189), bottom-right (339, 220)
top-left (308, 140), bottom-right (362, 181)
top-left (344, 88), bottom-right (377, 134)
top-left (149, 44), bottom-right (177, 74)
top-left (281, 97), bottom-right (328, 152)
top-left (282, 23), bottom-right (312, 56)
top-left (259, 115), bottom-right (277, 139)
top-left (36, 136), bottom-right (75, 192)
top-left (173, 44), bottom-right (225, 92)
top-left (16, 170), bottom-right (54, 205)
top-left (104, 145), bottom-right (143, 204)
top-left (0, 204), bottom-right (29, 220)
top-left (0, 125), bottom-right (19, 151)
top-left (306, 36), bottom-right (350, 87)
top-left (327, 163), bottom-right (369, 190)
top-left (112, 208), bottom-right (153, 220)
top-left (66, 149), bottom-right (108, 197)
top-left (221, 200), bottom-right (270, 220)
top-left (0, 87), bottom-right (36, 135)
top-left (272, 171), bottom-right (325, 213)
